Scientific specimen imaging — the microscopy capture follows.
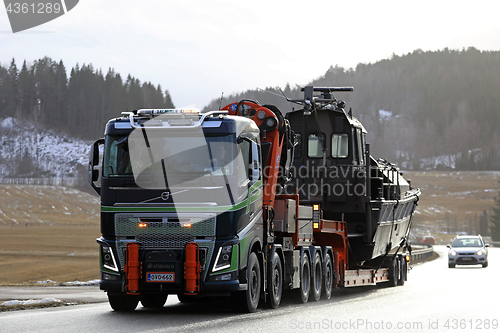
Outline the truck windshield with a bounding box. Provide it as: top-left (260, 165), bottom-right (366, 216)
top-left (103, 134), bottom-right (236, 180)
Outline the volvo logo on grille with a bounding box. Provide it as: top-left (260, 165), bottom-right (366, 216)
top-left (161, 192), bottom-right (170, 201)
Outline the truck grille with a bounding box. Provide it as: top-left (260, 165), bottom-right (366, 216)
top-left (136, 236), bottom-right (193, 249)
top-left (115, 213), bottom-right (216, 237)
top-left (114, 213), bottom-right (216, 277)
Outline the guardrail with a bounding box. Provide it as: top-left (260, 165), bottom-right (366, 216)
top-left (410, 244), bottom-right (434, 262)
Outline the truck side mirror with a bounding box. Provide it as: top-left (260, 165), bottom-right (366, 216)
top-left (89, 138), bottom-right (104, 194)
top-left (91, 169), bottom-right (99, 182)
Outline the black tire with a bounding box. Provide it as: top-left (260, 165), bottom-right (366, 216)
top-left (140, 294), bottom-right (167, 308)
top-left (482, 262), bottom-right (488, 268)
top-left (310, 251), bottom-right (322, 301)
top-left (177, 293), bottom-right (197, 303)
top-left (449, 263), bottom-right (456, 268)
top-left (268, 252), bottom-right (283, 309)
top-left (322, 253), bottom-right (333, 300)
top-left (108, 293), bottom-right (139, 312)
top-left (397, 255), bottom-right (406, 286)
top-left (388, 257), bottom-right (399, 287)
top-left (231, 252), bottom-right (261, 313)
top-left (296, 251), bottom-right (310, 303)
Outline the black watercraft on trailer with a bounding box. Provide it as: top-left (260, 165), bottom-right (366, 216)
top-left (285, 86), bottom-right (421, 266)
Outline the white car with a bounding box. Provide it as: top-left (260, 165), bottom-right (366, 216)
top-left (447, 235), bottom-right (489, 268)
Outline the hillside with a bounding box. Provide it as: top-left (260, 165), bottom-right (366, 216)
top-left (203, 48), bottom-right (500, 171)
top-left (0, 116), bottom-right (90, 185)
top-left (407, 171), bottom-right (499, 244)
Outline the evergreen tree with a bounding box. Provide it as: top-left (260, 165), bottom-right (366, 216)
top-left (54, 60), bottom-right (68, 127)
top-left (7, 58), bottom-right (19, 117)
top-left (18, 60), bottom-right (36, 119)
top-left (0, 66), bottom-right (9, 117)
top-left (479, 210), bottom-right (489, 236)
top-left (164, 89), bottom-right (175, 108)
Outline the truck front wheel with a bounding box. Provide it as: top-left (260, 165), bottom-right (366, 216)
top-left (231, 252), bottom-right (261, 313)
top-left (140, 294), bottom-right (168, 308)
top-left (107, 293), bottom-right (139, 312)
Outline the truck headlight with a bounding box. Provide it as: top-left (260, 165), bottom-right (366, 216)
top-left (101, 245), bottom-right (119, 272)
top-left (213, 245), bottom-right (233, 272)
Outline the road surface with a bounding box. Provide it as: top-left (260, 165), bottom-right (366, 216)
top-left (1, 246), bottom-right (498, 333)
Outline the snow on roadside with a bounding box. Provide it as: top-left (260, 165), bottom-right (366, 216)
top-left (35, 279), bottom-right (57, 284)
top-left (33, 278), bottom-right (100, 286)
top-left (1, 298), bottom-right (62, 306)
top-left (62, 279), bottom-right (100, 286)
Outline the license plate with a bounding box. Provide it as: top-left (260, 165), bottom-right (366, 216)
top-left (461, 257), bottom-right (471, 261)
top-left (147, 272), bottom-right (175, 282)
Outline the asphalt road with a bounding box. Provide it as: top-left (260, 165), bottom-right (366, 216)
top-left (1, 246), bottom-right (498, 333)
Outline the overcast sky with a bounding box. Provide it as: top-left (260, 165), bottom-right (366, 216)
top-left (1, 0), bottom-right (500, 109)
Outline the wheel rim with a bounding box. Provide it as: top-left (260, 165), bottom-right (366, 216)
top-left (314, 261), bottom-right (321, 292)
top-left (250, 267), bottom-right (259, 301)
top-left (273, 267), bottom-right (280, 297)
top-left (302, 261), bottom-right (309, 292)
top-left (325, 262), bottom-right (332, 291)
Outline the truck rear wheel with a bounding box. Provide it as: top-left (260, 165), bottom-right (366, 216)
top-left (231, 252), bottom-right (261, 313)
top-left (310, 251), bottom-right (322, 301)
top-left (322, 253), bottom-right (333, 300)
top-left (388, 257), bottom-right (399, 287)
top-left (107, 293), bottom-right (139, 312)
top-left (268, 252), bottom-right (283, 309)
top-left (296, 251), bottom-right (310, 303)
top-left (140, 294), bottom-right (168, 308)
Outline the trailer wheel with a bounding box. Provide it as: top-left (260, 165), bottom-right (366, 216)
top-left (231, 252), bottom-right (261, 313)
top-left (140, 294), bottom-right (168, 308)
top-left (322, 253), bottom-right (333, 300)
top-left (397, 255), bottom-right (406, 286)
top-left (388, 257), bottom-right (399, 287)
top-left (296, 251), bottom-right (310, 303)
top-left (310, 251), bottom-right (322, 301)
top-left (107, 293), bottom-right (139, 312)
top-left (268, 252), bottom-right (283, 309)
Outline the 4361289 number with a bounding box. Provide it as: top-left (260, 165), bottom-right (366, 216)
top-left (5, 3), bottom-right (62, 14)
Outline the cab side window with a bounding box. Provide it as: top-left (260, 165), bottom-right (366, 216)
top-left (308, 133), bottom-right (325, 158)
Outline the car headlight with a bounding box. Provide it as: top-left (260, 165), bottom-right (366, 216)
top-left (476, 249), bottom-right (486, 256)
top-left (450, 250), bottom-right (457, 256)
top-left (213, 245), bottom-right (233, 272)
